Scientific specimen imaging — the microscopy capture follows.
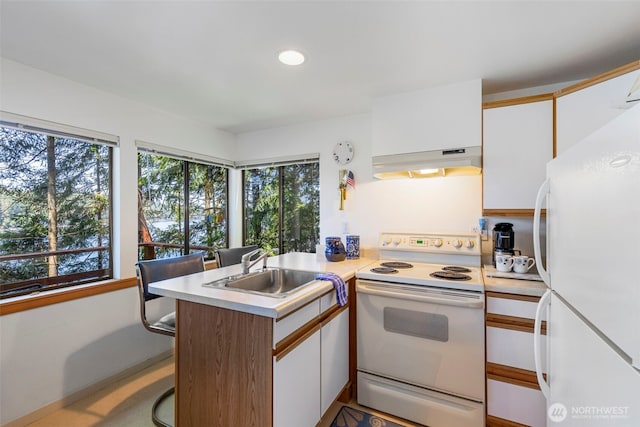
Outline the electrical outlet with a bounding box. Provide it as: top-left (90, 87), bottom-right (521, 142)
top-left (477, 217), bottom-right (489, 241)
top-left (471, 224), bottom-right (489, 241)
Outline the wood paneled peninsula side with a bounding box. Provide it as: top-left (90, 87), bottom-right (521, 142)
top-left (149, 252), bottom-right (373, 427)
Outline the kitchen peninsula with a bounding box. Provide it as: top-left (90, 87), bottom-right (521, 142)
top-left (149, 252), bottom-right (373, 427)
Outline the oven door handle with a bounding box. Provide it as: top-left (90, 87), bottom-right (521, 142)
top-left (357, 282), bottom-right (484, 308)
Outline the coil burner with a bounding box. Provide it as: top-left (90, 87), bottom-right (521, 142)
top-left (430, 271), bottom-right (472, 281)
top-left (380, 261), bottom-right (413, 269)
top-left (442, 266), bottom-right (472, 273)
top-left (370, 267), bottom-right (399, 274)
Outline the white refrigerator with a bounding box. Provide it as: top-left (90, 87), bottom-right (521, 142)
top-left (532, 103), bottom-right (640, 426)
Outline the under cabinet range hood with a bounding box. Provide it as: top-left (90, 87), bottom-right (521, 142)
top-left (372, 146), bottom-right (482, 179)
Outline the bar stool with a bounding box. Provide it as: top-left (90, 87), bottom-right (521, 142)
top-left (214, 245), bottom-right (260, 267)
top-left (135, 253), bottom-right (205, 427)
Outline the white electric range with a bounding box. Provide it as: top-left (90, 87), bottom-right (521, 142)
top-left (355, 232), bottom-right (486, 427)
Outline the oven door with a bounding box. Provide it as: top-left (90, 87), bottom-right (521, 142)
top-left (356, 279), bottom-right (485, 401)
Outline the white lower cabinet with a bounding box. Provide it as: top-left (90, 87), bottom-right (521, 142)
top-left (321, 309), bottom-right (349, 415)
top-left (486, 292), bottom-right (547, 427)
top-left (486, 326), bottom-right (547, 373)
top-left (273, 328), bottom-right (321, 427)
top-left (273, 295), bottom-right (350, 427)
top-left (488, 379), bottom-right (547, 427)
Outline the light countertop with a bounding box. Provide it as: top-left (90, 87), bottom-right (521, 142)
top-left (148, 252), bottom-right (375, 319)
top-left (482, 265), bottom-right (547, 297)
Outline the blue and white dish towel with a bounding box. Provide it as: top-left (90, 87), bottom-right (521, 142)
top-left (316, 273), bottom-right (348, 306)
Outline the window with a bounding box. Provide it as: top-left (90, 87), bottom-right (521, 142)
top-left (243, 160), bottom-right (319, 254)
top-left (137, 151), bottom-right (228, 260)
top-left (0, 119), bottom-right (114, 299)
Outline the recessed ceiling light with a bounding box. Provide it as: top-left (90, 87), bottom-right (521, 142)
top-left (278, 50), bottom-right (305, 66)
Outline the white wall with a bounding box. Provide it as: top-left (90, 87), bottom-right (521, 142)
top-left (0, 59), bottom-right (235, 425)
top-left (235, 113), bottom-right (483, 253)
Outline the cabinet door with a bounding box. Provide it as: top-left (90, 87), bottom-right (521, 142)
top-left (556, 66), bottom-right (640, 155)
top-left (320, 308), bottom-right (349, 416)
top-left (372, 79), bottom-right (482, 156)
top-left (487, 379), bottom-right (547, 427)
top-left (483, 99), bottom-right (553, 213)
top-left (273, 328), bottom-right (321, 427)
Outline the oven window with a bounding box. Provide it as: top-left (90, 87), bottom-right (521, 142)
top-left (383, 307), bottom-right (449, 342)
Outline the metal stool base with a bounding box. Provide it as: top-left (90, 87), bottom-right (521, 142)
top-left (152, 386), bottom-right (174, 427)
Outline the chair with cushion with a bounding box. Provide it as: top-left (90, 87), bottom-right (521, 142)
top-left (135, 253), bottom-right (205, 427)
top-left (214, 245), bottom-right (260, 267)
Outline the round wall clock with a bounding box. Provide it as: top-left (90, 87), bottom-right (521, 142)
top-left (332, 141), bottom-right (354, 165)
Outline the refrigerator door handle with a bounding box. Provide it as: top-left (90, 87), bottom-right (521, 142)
top-left (534, 289), bottom-right (551, 399)
top-left (533, 178), bottom-right (550, 286)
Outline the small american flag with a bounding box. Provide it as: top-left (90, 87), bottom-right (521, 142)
top-left (346, 170), bottom-right (355, 188)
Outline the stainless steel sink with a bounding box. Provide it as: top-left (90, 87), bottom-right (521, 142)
top-left (203, 267), bottom-right (321, 297)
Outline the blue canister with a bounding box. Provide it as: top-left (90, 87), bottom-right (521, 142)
top-left (346, 235), bottom-right (360, 259)
top-left (325, 237), bottom-right (346, 262)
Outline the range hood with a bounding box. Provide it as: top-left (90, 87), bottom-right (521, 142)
top-left (372, 146), bottom-right (482, 179)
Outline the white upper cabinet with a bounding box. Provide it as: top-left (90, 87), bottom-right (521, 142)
top-left (556, 62), bottom-right (640, 155)
top-left (483, 96), bottom-right (553, 213)
top-left (372, 79), bottom-right (482, 156)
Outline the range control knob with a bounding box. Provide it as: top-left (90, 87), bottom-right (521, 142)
top-left (466, 239), bottom-right (475, 249)
top-left (453, 239), bottom-right (463, 248)
top-left (433, 239), bottom-right (443, 248)
top-left (382, 237), bottom-right (392, 246)
top-left (393, 237), bottom-right (402, 246)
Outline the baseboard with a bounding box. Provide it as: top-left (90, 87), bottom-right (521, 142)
top-left (337, 381), bottom-right (353, 404)
top-left (2, 350), bottom-right (173, 427)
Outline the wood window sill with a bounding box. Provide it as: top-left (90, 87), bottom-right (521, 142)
top-left (0, 277), bottom-right (137, 316)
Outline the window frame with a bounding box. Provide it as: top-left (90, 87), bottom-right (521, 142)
top-left (0, 112), bottom-right (117, 300)
top-left (136, 143), bottom-right (231, 260)
top-left (240, 156), bottom-right (320, 254)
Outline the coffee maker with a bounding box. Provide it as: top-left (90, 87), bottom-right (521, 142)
top-left (493, 222), bottom-right (515, 266)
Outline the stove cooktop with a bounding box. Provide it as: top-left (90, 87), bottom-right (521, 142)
top-left (357, 259), bottom-right (484, 293)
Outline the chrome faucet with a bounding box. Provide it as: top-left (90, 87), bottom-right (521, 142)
top-left (241, 248), bottom-right (275, 274)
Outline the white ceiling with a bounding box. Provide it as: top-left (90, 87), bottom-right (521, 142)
top-left (1, 1), bottom-right (640, 134)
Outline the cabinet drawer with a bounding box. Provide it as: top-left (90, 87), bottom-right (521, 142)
top-left (487, 295), bottom-right (543, 320)
top-left (273, 300), bottom-right (320, 346)
top-left (487, 379), bottom-right (546, 427)
top-left (487, 326), bottom-right (547, 373)
top-left (319, 284), bottom-right (349, 313)
top-left (359, 371), bottom-right (485, 427)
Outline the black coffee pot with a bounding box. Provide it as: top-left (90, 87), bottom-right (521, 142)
top-left (493, 223), bottom-right (515, 266)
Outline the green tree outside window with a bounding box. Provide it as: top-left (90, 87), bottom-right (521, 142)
top-left (0, 127), bottom-right (112, 298)
top-left (243, 162), bottom-right (319, 254)
top-left (137, 152), bottom-right (228, 260)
